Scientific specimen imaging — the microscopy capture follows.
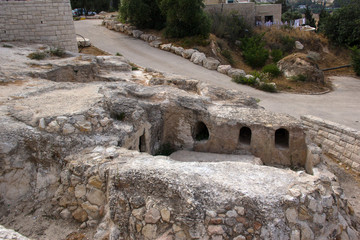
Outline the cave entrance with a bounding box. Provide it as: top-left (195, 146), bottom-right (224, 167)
top-left (239, 127), bottom-right (252, 145)
top-left (275, 128), bottom-right (289, 148)
top-left (194, 121), bottom-right (209, 141)
top-left (139, 132), bottom-right (146, 152)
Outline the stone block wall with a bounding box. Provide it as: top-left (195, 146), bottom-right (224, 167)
top-left (0, 0), bottom-right (78, 52)
top-left (301, 115), bottom-right (360, 172)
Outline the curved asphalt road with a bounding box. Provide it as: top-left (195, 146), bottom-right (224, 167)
top-left (75, 19), bottom-right (360, 130)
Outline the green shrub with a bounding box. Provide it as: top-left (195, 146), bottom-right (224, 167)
top-left (207, 11), bottom-right (251, 43)
top-left (116, 52), bottom-right (123, 56)
top-left (322, 0), bottom-right (360, 46)
top-left (50, 47), bottom-right (65, 57)
top-left (28, 51), bottom-right (47, 60)
top-left (232, 75), bottom-right (257, 86)
top-left (351, 46), bottom-right (360, 76)
top-left (240, 35), bottom-right (269, 68)
top-left (2, 43), bottom-right (13, 48)
top-left (221, 49), bottom-right (235, 65)
top-left (159, 0), bottom-right (210, 38)
top-left (290, 74), bottom-right (307, 82)
top-left (119, 0), bottom-right (165, 29)
top-left (262, 64), bottom-right (282, 78)
top-left (258, 82), bottom-right (277, 93)
top-left (271, 49), bottom-right (283, 63)
top-left (279, 35), bottom-right (295, 53)
top-left (179, 35), bottom-right (209, 48)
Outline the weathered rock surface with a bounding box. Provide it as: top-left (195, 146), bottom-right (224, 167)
top-left (0, 225), bottom-right (30, 240)
top-left (190, 51), bottom-right (206, 65)
top-left (0, 43), bottom-right (358, 240)
top-left (277, 53), bottom-right (325, 84)
top-left (203, 57), bottom-right (220, 70)
top-left (228, 68), bottom-right (246, 78)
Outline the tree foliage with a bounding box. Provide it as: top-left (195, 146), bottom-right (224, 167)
top-left (207, 11), bottom-right (251, 43)
top-left (159, 0), bottom-right (210, 38)
top-left (322, 1), bottom-right (360, 46)
top-left (351, 46), bottom-right (360, 76)
top-left (119, 0), bottom-right (165, 29)
top-left (71, 0), bottom-right (115, 13)
top-left (281, 11), bottom-right (302, 23)
top-left (304, 5), bottom-right (316, 27)
top-left (118, 0), bottom-right (210, 38)
top-left (240, 34), bottom-right (269, 68)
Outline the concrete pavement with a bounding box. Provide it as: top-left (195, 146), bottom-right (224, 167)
top-left (75, 19), bottom-right (360, 130)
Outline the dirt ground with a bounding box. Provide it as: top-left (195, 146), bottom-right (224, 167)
top-left (79, 45), bottom-right (110, 56)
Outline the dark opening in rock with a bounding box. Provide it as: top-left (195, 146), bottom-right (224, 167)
top-left (239, 127), bottom-right (252, 145)
top-left (139, 133), bottom-right (146, 152)
top-left (194, 122), bottom-right (209, 141)
top-left (275, 128), bottom-right (289, 148)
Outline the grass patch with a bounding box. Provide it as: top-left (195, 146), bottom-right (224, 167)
top-left (50, 47), bottom-right (65, 57)
top-left (2, 43), bottom-right (13, 48)
top-left (115, 52), bottom-right (123, 56)
top-left (232, 71), bottom-right (277, 93)
top-left (221, 49), bottom-right (235, 65)
top-left (28, 51), bottom-right (47, 60)
top-left (130, 63), bottom-right (139, 71)
top-left (290, 74), bottom-right (307, 82)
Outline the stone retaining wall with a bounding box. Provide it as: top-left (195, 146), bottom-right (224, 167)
top-left (0, 0), bottom-right (78, 52)
top-left (301, 115), bottom-right (360, 172)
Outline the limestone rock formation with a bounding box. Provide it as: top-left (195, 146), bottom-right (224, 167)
top-left (277, 53), bottom-right (325, 84)
top-left (0, 43), bottom-right (358, 240)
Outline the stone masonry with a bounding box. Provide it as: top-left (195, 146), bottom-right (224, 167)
top-left (302, 115), bottom-right (360, 173)
top-left (0, 0), bottom-right (78, 52)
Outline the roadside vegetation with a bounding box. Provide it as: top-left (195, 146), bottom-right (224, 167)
top-left (110, 0), bottom-right (359, 92)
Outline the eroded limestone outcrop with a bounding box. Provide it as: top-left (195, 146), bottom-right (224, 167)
top-left (0, 43), bottom-right (359, 240)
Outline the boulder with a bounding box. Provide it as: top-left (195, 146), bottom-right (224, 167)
top-left (182, 49), bottom-right (196, 59)
top-left (190, 52), bottom-right (206, 65)
top-left (132, 30), bottom-right (143, 38)
top-left (160, 44), bottom-right (172, 51)
top-left (171, 46), bottom-right (184, 56)
top-left (217, 65), bottom-right (231, 74)
top-left (295, 41), bottom-right (304, 50)
top-left (227, 68), bottom-right (246, 78)
top-left (277, 53), bottom-right (324, 84)
top-left (140, 34), bottom-right (150, 42)
top-left (149, 41), bottom-right (162, 48)
top-left (76, 37), bottom-right (91, 47)
top-left (203, 57), bottom-right (220, 70)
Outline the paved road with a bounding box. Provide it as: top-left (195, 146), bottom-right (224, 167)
top-left (75, 19), bottom-right (360, 130)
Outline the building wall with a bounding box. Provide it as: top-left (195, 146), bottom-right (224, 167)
top-left (205, 2), bottom-right (256, 26)
top-left (204, 3), bottom-right (281, 26)
top-left (0, 0), bottom-right (78, 52)
top-left (255, 4), bottom-right (282, 23)
top-left (302, 115), bottom-right (360, 173)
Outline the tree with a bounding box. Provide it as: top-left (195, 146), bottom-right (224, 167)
top-left (317, 7), bottom-right (330, 32)
top-left (159, 0), bottom-right (210, 38)
top-left (119, 0), bottom-right (165, 29)
top-left (322, 0), bottom-right (360, 46)
top-left (304, 5), bottom-right (316, 27)
top-left (71, 0), bottom-right (111, 13)
top-left (281, 11), bottom-right (302, 23)
top-left (275, 0), bottom-right (290, 14)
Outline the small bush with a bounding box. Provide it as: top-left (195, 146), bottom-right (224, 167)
top-left (221, 49), bottom-right (234, 65)
top-left (262, 64), bottom-right (282, 78)
top-left (116, 52), bottom-right (123, 56)
top-left (179, 35), bottom-right (209, 48)
top-left (290, 74), bottom-right (307, 82)
top-left (50, 47), bottom-right (65, 57)
top-left (2, 43), bottom-right (13, 48)
top-left (232, 75), bottom-right (257, 86)
top-left (130, 63), bottom-right (139, 71)
top-left (351, 46), bottom-right (360, 76)
top-left (240, 34), bottom-right (269, 68)
top-left (259, 82), bottom-right (277, 93)
top-left (207, 10), bottom-right (251, 43)
top-left (28, 51), bottom-right (47, 60)
top-left (279, 35), bottom-right (295, 53)
top-left (271, 49), bottom-right (283, 63)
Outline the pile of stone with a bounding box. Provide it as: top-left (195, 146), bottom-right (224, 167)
top-left (102, 19), bottom-right (249, 80)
